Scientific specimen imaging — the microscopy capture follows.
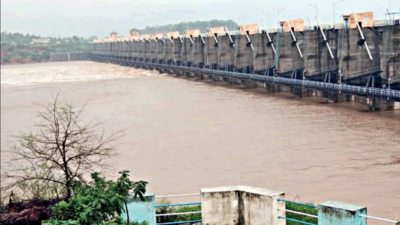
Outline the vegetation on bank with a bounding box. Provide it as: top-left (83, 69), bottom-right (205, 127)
top-left (139, 19), bottom-right (238, 35)
top-left (285, 202), bottom-right (318, 225)
top-left (0, 95), bottom-right (148, 225)
top-left (1, 32), bottom-right (95, 64)
top-left (42, 171), bottom-right (147, 225)
top-left (156, 199), bottom-right (201, 223)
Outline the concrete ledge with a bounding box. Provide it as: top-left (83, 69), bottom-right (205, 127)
top-left (201, 185), bottom-right (284, 196)
top-left (319, 201), bottom-right (366, 225)
top-left (201, 186), bottom-right (285, 225)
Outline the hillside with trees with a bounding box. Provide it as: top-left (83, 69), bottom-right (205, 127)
top-left (139, 19), bottom-right (238, 34)
top-left (1, 32), bottom-right (96, 65)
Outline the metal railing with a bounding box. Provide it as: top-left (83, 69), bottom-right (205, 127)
top-left (277, 198), bottom-right (318, 209)
top-left (374, 19), bottom-right (400, 27)
top-left (92, 56), bottom-right (400, 102)
top-left (277, 198), bottom-right (399, 224)
top-left (277, 198), bottom-right (318, 225)
top-left (155, 193), bottom-right (201, 225)
top-left (360, 214), bottom-right (399, 224)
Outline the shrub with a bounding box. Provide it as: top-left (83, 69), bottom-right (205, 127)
top-left (43, 171), bottom-right (148, 225)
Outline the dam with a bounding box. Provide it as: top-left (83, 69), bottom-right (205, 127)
top-left (89, 12), bottom-right (400, 111)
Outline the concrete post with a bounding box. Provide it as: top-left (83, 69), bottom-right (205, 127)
top-left (318, 201), bottom-right (367, 225)
top-left (121, 192), bottom-right (156, 225)
top-left (201, 186), bottom-right (285, 225)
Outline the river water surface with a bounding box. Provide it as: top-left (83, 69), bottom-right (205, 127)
top-left (1, 61), bottom-right (400, 221)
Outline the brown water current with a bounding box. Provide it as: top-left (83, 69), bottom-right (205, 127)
top-left (1, 62), bottom-right (400, 221)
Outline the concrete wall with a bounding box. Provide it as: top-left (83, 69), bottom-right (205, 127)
top-left (149, 41), bottom-right (157, 61)
top-left (156, 40), bottom-right (165, 63)
top-left (164, 39), bottom-right (174, 63)
top-left (144, 41), bottom-right (152, 61)
top-left (206, 35), bottom-right (219, 66)
top-left (382, 25), bottom-right (400, 84)
top-left (173, 38), bottom-right (184, 64)
top-left (338, 27), bottom-right (381, 84)
top-left (138, 41), bottom-right (145, 60)
top-left (193, 36), bottom-right (205, 66)
top-left (129, 41), bottom-right (136, 58)
top-left (201, 186), bottom-right (285, 225)
top-left (183, 38), bottom-right (193, 65)
top-left (254, 33), bottom-right (276, 73)
top-left (303, 29), bottom-right (339, 81)
top-left (219, 35), bottom-right (237, 69)
top-left (236, 34), bottom-right (255, 70)
top-left (277, 32), bottom-right (305, 76)
top-left (319, 201), bottom-right (367, 225)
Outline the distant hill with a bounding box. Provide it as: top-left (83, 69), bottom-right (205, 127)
top-left (139, 19), bottom-right (238, 35)
top-left (1, 32), bottom-right (96, 65)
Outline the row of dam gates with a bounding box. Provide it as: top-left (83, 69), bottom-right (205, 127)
top-left (90, 12), bottom-right (400, 110)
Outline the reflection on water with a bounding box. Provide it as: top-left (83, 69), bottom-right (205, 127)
top-left (1, 62), bottom-right (400, 221)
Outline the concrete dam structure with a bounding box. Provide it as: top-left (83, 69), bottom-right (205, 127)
top-left (90, 12), bottom-right (400, 110)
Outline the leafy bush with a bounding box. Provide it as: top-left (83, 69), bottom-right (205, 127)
top-left (43, 171), bottom-right (148, 225)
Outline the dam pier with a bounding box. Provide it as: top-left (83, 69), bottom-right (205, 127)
top-left (89, 12), bottom-right (400, 111)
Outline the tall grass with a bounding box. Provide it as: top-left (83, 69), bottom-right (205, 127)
top-left (285, 202), bottom-right (318, 225)
top-left (155, 198), bottom-right (201, 223)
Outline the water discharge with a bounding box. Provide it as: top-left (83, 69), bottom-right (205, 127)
top-left (1, 62), bottom-right (400, 221)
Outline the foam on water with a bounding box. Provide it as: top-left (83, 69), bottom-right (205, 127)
top-left (1, 61), bottom-right (158, 87)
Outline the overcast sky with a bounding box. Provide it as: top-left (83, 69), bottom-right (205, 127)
top-left (1, 0), bottom-right (400, 38)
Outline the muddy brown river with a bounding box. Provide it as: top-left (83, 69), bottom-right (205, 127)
top-left (1, 61), bottom-right (400, 221)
